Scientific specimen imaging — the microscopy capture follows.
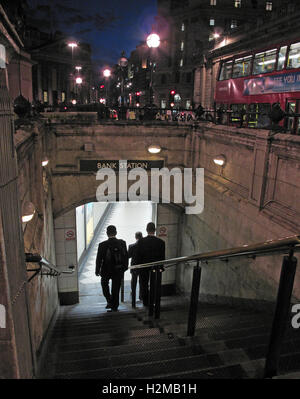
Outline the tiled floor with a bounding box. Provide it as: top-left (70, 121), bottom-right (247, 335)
top-left (78, 202), bottom-right (153, 305)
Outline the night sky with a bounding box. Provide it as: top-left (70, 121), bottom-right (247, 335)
top-left (27, 0), bottom-right (157, 67)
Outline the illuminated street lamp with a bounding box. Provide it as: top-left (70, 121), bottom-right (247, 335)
top-left (68, 42), bottom-right (78, 61)
top-left (103, 69), bottom-right (111, 78)
top-left (75, 77), bottom-right (83, 84)
top-left (68, 42), bottom-right (78, 49)
top-left (75, 66), bottom-right (82, 72)
top-left (146, 33), bottom-right (160, 48)
top-left (146, 33), bottom-right (160, 105)
top-left (103, 68), bottom-right (112, 105)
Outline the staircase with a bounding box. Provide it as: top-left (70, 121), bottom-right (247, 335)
top-left (41, 296), bottom-right (300, 379)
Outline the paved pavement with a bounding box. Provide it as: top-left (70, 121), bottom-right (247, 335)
top-left (79, 202), bottom-right (153, 306)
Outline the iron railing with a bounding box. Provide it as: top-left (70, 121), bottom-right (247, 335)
top-left (25, 253), bottom-right (75, 283)
top-left (130, 235), bottom-right (300, 378)
top-left (40, 104), bottom-right (300, 134)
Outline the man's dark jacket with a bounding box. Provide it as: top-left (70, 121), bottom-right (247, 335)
top-left (136, 235), bottom-right (165, 265)
top-left (95, 237), bottom-right (128, 277)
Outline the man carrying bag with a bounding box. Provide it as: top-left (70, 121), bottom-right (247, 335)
top-left (95, 225), bottom-right (128, 312)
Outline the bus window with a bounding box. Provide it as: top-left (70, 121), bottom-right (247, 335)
top-left (248, 103), bottom-right (270, 128)
top-left (287, 42), bottom-right (300, 69)
top-left (232, 56), bottom-right (252, 78)
top-left (219, 60), bottom-right (233, 80)
top-left (253, 49), bottom-right (277, 74)
top-left (230, 104), bottom-right (246, 125)
top-left (277, 46), bottom-right (287, 70)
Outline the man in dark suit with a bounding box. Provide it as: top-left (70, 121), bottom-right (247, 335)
top-left (95, 225), bottom-right (128, 312)
top-left (128, 231), bottom-right (143, 308)
top-left (136, 222), bottom-right (165, 307)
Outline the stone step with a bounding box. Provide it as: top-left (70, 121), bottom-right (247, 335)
top-left (58, 335), bottom-right (181, 362)
top-left (55, 328), bottom-right (164, 352)
top-left (54, 325), bottom-right (161, 344)
top-left (52, 319), bottom-right (147, 337)
top-left (54, 331), bottom-right (300, 375)
top-left (54, 344), bottom-right (300, 379)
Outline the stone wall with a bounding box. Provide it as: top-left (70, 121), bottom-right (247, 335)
top-left (0, 73), bottom-right (33, 378)
top-left (15, 121), bottom-right (59, 360)
top-left (177, 124), bottom-right (300, 306)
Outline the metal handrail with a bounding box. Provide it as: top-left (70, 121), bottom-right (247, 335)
top-left (25, 253), bottom-right (74, 282)
top-left (130, 235), bottom-right (300, 271)
top-left (130, 235), bottom-right (299, 378)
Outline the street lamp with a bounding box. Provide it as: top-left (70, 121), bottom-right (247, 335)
top-left (118, 51), bottom-right (128, 107)
top-left (146, 33), bottom-right (160, 105)
top-left (103, 68), bottom-right (111, 105)
top-left (68, 42), bottom-right (78, 60)
top-left (147, 33), bottom-right (160, 48)
top-left (75, 77), bottom-right (83, 84)
top-left (103, 69), bottom-right (111, 78)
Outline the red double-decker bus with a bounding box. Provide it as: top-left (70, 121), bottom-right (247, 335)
top-left (215, 40), bottom-right (300, 133)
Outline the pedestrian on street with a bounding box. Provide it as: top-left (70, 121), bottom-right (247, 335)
top-left (128, 231), bottom-right (143, 308)
top-left (95, 225), bottom-right (128, 312)
top-left (136, 222), bottom-right (165, 307)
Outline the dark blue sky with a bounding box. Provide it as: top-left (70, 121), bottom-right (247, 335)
top-left (28, 0), bottom-right (157, 67)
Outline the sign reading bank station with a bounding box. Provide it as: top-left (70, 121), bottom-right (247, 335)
top-left (80, 160), bottom-right (164, 172)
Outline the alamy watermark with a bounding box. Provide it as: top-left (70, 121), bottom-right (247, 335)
top-left (0, 304), bottom-right (5, 329)
top-left (95, 160), bottom-right (204, 215)
top-left (292, 304), bottom-right (300, 329)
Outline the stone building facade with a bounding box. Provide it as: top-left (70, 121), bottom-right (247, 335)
top-left (152, 0), bottom-right (292, 109)
top-left (193, 1), bottom-right (300, 110)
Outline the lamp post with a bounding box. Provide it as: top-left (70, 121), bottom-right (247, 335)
top-left (75, 76), bottom-right (82, 103)
top-left (103, 68), bottom-right (111, 106)
top-left (118, 51), bottom-right (128, 107)
top-left (146, 33), bottom-right (160, 106)
top-left (68, 42), bottom-right (78, 102)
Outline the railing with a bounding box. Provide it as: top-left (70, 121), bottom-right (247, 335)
top-left (130, 235), bottom-right (300, 378)
top-left (25, 253), bottom-right (75, 283)
top-left (40, 103), bottom-right (300, 134)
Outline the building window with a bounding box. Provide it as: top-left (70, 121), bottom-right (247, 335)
top-left (266, 1), bottom-right (272, 11)
top-left (234, 0), bottom-right (241, 7)
top-left (210, 0), bottom-right (217, 5)
top-left (277, 46), bottom-right (287, 70)
top-left (142, 59), bottom-right (147, 69)
top-left (232, 56), bottom-right (252, 78)
top-left (210, 18), bottom-right (215, 26)
top-left (253, 48), bottom-right (277, 74)
top-left (161, 74), bottom-right (167, 84)
top-left (43, 91), bottom-right (48, 103)
top-left (175, 72), bottom-right (180, 83)
top-left (181, 22), bottom-right (185, 31)
top-left (181, 41), bottom-right (184, 51)
top-left (231, 19), bottom-right (237, 28)
top-left (180, 58), bottom-right (184, 67)
top-left (186, 99), bottom-right (191, 109)
top-left (219, 60), bottom-right (233, 80)
top-left (61, 91), bottom-right (66, 102)
top-left (287, 42), bottom-right (300, 69)
top-left (186, 72), bottom-right (192, 83)
top-left (161, 99), bottom-right (167, 109)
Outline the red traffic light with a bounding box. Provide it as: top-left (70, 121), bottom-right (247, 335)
top-left (136, 91), bottom-right (141, 96)
top-left (100, 85), bottom-right (105, 89)
top-left (170, 90), bottom-right (176, 95)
